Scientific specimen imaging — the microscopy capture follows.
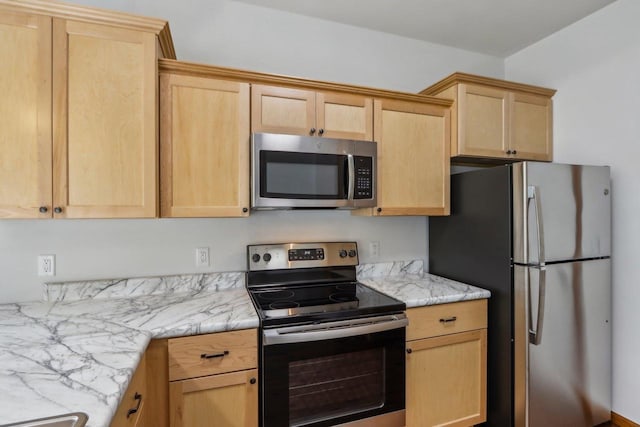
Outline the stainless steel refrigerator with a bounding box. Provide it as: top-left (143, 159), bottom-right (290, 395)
top-left (429, 162), bottom-right (611, 427)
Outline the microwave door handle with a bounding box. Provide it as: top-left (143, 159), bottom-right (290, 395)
top-left (347, 154), bottom-right (355, 200)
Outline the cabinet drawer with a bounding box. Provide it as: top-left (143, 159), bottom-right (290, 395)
top-left (111, 357), bottom-right (146, 427)
top-left (168, 329), bottom-right (257, 381)
top-left (406, 299), bottom-right (487, 341)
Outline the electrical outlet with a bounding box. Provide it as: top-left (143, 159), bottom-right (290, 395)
top-left (369, 241), bottom-right (380, 258)
top-left (195, 247), bottom-right (210, 267)
top-left (38, 255), bottom-right (55, 276)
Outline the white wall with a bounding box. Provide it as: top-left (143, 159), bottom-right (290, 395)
top-left (0, 213), bottom-right (427, 302)
top-left (0, 0), bottom-right (504, 303)
top-left (506, 0), bottom-right (640, 421)
top-left (72, 0), bottom-right (504, 92)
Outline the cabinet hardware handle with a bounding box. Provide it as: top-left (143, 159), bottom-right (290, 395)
top-left (310, 128), bottom-right (316, 135)
top-left (250, 377), bottom-right (257, 384)
top-left (126, 392), bottom-right (142, 418)
top-left (201, 350), bottom-right (229, 359)
top-left (53, 206), bottom-right (63, 214)
top-left (506, 150), bottom-right (512, 155)
top-left (512, 150), bottom-right (517, 155)
top-left (242, 207), bottom-right (248, 213)
top-left (439, 316), bottom-right (457, 323)
top-left (39, 206), bottom-right (48, 213)
top-left (318, 128), bottom-right (324, 135)
top-left (376, 207), bottom-right (382, 213)
top-left (406, 348), bottom-right (412, 354)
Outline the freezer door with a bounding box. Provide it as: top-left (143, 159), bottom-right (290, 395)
top-left (512, 162), bottom-right (611, 264)
top-left (513, 260), bottom-right (611, 427)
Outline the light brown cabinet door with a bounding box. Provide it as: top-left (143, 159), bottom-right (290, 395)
top-left (0, 12), bottom-right (52, 218)
top-left (406, 329), bottom-right (487, 427)
top-left (316, 92), bottom-right (373, 140)
top-left (458, 84), bottom-right (510, 158)
top-left (111, 357), bottom-right (147, 427)
top-left (251, 85), bottom-right (373, 141)
top-left (169, 369), bottom-right (258, 427)
top-left (160, 74), bottom-right (250, 217)
top-left (511, 92), bottom-right (553, 161)
top-left (251, 85), bottom-right (315, 136)
top-left (52, 19), bottom-right (158, 218)
top-left (359, 99), bottom-right (449, 216)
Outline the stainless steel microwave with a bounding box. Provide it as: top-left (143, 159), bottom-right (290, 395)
top-left (251, 133), bottom-right (377, 209)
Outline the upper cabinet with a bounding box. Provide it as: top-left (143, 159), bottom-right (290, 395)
top-left (53, 19), bottom-right (159, 218)
top-left (160, 67), bottom-right (250, 218)
top-left (0, 1), bottom-right (175, 218)
top-left (251, 85), bottom-right (373, 141)
top-left (353, 98), bottom-right (451, 216)
top-left (421, 73), bottom-right (555, 163)
top-left (0, 10), bottom-right (52, 218)
top-left (158, 60), bottom-right (452, 217)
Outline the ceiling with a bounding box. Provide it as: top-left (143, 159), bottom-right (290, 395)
top-left (233, 0), bottom-right (615, 57)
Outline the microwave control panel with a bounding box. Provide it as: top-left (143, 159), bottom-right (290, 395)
top-left (354, 156), bottom-right (373, 199)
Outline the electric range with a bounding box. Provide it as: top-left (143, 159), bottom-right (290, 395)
top-left (246, 242), bottom-right (407, 427)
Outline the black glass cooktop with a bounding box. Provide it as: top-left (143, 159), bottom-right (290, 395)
top-left (248, 281), bottom-right (405, 328)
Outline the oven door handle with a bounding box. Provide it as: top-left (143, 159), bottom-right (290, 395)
top-left (263, 314), bottom-right (407, 345)
top-left (347, 154), bottom-right (355, 201)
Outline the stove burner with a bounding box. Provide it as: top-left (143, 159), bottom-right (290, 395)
top-left (259, 290), bottom-right (295, 301)
top-left (329, 292), bottom-right (358, 303)
top-left (269, 301), bottom-right (300, 310)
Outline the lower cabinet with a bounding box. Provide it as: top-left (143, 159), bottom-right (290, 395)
top-left (142, 329), bottom-right (259, 427)
top-left (169, 369), bottom-right (258, 427)
top-left (405, 300), bottom-right (488, 427)
top-left (111, 356), bottom-right (147, 427)
top-left (166, 329), bottom-right (259, 427)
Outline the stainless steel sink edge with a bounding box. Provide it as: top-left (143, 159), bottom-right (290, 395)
top-left (0, 412), bottom-right (88, 427)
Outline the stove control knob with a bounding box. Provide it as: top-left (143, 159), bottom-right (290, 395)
top-left (348, 249), bottom-right (357, 258)
top-left (251, 253), bottom-right (261, 263)
top-left (263, 253), bottom-right (272, 262)
top-left (339, 250), bottom-right (348, 258)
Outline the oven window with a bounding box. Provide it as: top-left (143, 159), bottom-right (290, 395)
top-left (262, 327), bottom-right (405, 426)
top-left (288, 348), bottom-right (385, 426)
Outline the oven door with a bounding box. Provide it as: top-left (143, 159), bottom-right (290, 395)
top-left (252, 132), bottom-right (376, 209)
top-left (261, 314), bottom-right (407, 427)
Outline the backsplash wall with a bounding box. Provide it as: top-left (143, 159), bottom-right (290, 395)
top-left (0, 211), bottom-right (427, 303)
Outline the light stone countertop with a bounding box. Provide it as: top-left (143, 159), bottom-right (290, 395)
top-left (357, 259), bottom-right (491, 307)
top-left (0, 261), bottom-right (489, 427)
top-left (0, 274), bottom-right (258, 427)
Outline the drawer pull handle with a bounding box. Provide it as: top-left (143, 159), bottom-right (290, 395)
top-left (126, 392), bottom-right (142, 418)
top-left (201, 350), bottom-right (229, 359)
top-left (439, 316), bottom-right (457, 323)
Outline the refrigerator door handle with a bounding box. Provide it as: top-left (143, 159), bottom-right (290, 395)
top-left (528, 267), bottom-right (546, 345)
top-left (527, 185), bottom-right (546, 265)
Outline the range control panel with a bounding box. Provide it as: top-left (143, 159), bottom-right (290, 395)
top-left (288, 248), bottom-right (325, 261)
top-left (247, 242), bottom-right (358, 271)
